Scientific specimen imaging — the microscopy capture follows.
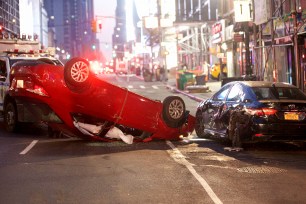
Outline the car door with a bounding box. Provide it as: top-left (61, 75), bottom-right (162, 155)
top-left (222, 83), bottom-right (245, 125)
top-left (0, 57), bottom-right (9, 112)
top-left (205, 84), bottom-right (232, 131)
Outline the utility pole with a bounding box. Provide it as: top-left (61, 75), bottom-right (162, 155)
top-left (292, 0), bottom-right (301, 89)
top-left (245, 21), bottom-right (252, 75)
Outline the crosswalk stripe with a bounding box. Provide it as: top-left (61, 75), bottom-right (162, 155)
top-left (140, 85), bottom-right (145, 89)
top-left (128, 85), bottom-right (133, 89)
top-left (152, 85), bottom-right (159, 89)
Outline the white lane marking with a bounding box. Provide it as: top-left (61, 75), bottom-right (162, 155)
top-left (152, 85), bottom-right (159, 89)
top-left (166, 140), bottom-right (223, 204)
top-left (128, 85), bottom-right (133, 89)
top-left (20, 140), bottom-right (38, 155)
top-left (140, 85), bottom-right (145, 89)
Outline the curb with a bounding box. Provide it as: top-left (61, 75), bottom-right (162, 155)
top-left (166, 85), bottom-right (205, 103)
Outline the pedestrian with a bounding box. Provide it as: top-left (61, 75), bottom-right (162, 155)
top-left (202, 61), bottom-right (211, 81)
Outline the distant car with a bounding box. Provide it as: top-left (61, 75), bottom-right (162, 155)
top-left (5, 57), bottom-right (195, 142)
top-left (195, 81), bottom-right (306, 147)
top-left (210, 63), bottom-right (227, 80)
top-left (116, 62), bottom-right (127, 75)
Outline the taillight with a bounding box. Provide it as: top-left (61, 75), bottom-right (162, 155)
top-left (10, 78), bottom-right (49, 97)
top-left (245, 108), bottom-right (277, 116)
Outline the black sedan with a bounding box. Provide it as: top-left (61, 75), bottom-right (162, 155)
top-left (195, 81), bottom-right (306, 147)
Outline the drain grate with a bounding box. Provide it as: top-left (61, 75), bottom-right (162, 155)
top-left (237, 166), bottom-right (287, 174)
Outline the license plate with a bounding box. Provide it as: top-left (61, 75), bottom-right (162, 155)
top-left (284, 112), bottom-right (299, 120)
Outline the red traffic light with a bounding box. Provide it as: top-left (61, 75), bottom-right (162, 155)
top-left (97, 20), bottom-right (102, 30)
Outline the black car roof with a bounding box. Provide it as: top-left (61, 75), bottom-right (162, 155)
top-left (228, 81), bottom-right (296, 88)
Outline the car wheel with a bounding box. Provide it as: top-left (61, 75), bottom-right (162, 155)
top-left (4, 101), bottom-right (19, 133)
top-left (64, 57), bottom-right (91, 92)
top-left (195, 109), bottom-right (210, 138)
top-left (162, 96), bottom-right (186, 128)
top-left (228, 111), bottom-right (244, 148)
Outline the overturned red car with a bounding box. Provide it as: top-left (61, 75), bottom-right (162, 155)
top-left (4, 57), bottom-right (195, 142)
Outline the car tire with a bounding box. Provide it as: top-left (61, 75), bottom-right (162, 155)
top-left (162, 96), bottom-right (186, 128)
top-left (228, 110), bottom-right (245, 148)
top-left (64, 57), bottom-right (91, 92)
top-left (4, 101), bottom-right (19, 133)
top-left (195, 109), bottom-right (210, 138)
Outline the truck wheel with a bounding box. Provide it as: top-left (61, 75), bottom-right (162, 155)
top-left (4, 101), bottom-right (19, 133)
top-left (162, 96), bottom-right (186, 128)
top-left (64, 57), bottom-right (91, 92)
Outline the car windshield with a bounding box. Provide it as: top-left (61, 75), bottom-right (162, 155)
top-left (251, 87), bottom-right (306, 100)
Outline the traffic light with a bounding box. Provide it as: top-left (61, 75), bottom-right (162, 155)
top-left (97, 20), bottom-right (102, 30)
top-left (91, 19), bottom-right (97, 33)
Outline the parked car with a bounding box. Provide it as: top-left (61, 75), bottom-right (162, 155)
top-left (210, 63), bottom-right (227, 81)
top-left (195, 81), bottom-right (306, 147)
top-left (5, 57), bottom-right (195, 142)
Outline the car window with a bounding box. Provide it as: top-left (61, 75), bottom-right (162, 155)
top-left (226, 84), bottom-right (242, 102)
top-left (251, 87), bottom-right (277, 100)
top-left (213, 85), bottom-right (231, 101)
top-left (251, 87), bottom-right (306, 100)
top-left (0, 59), bottom-right (7, 81)
top-left (277, 87), bottom-right (306, 100)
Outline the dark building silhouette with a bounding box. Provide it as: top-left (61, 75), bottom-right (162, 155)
top-left (44, 0), bottom-right (98, 61)
top-left (112, 0), bottom-right (127, 60)
top-left (0, 0), bottom-right (20, 35)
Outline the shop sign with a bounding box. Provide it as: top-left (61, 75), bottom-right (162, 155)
top-left (212, 20), bottom-right (225, 44)
top-left (275, 36), bottom-right (292, 44)
top-left (274, 18), bottom-right (294, 37)
top-left (233, 33), bottom-right (244, 42)
top-left (225, 25), bottom-right (234, 41)
top-left (254, 0), bottom-right (271, 25)
top-left (212, 34), bottom-right (222, 44)
top-left (212, 23), bottom-right (222, 35)
top-left (234, 0), bottom-right (253, 22)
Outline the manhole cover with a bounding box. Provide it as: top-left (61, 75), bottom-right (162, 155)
top-left (237, 166), bottom-right (286, 174)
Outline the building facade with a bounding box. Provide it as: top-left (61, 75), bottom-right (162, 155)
top-left (0, 0), bottom-right (20, 36)
top-left (44, 0), bottom-right (98, 62)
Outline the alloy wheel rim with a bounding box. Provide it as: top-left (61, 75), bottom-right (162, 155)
top-left (71, 61), bottom-right (89, 82)
top-left (169, 99), bottom-right (184, 119)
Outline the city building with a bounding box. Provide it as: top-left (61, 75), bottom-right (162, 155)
top-left (112, 0), bottom-right (127, 60)
top-left (44, 0), bottom-right (99, 62)
top-left (0, 0), bottom-right (20, 36)
top-left (19, 0), bottom-right (49, 48)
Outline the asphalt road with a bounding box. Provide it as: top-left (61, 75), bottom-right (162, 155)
top-left (1, 74), bottom-right (306, 204)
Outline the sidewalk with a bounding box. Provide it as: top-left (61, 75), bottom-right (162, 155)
top-left (165, 74), bottom-right (221, 102)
